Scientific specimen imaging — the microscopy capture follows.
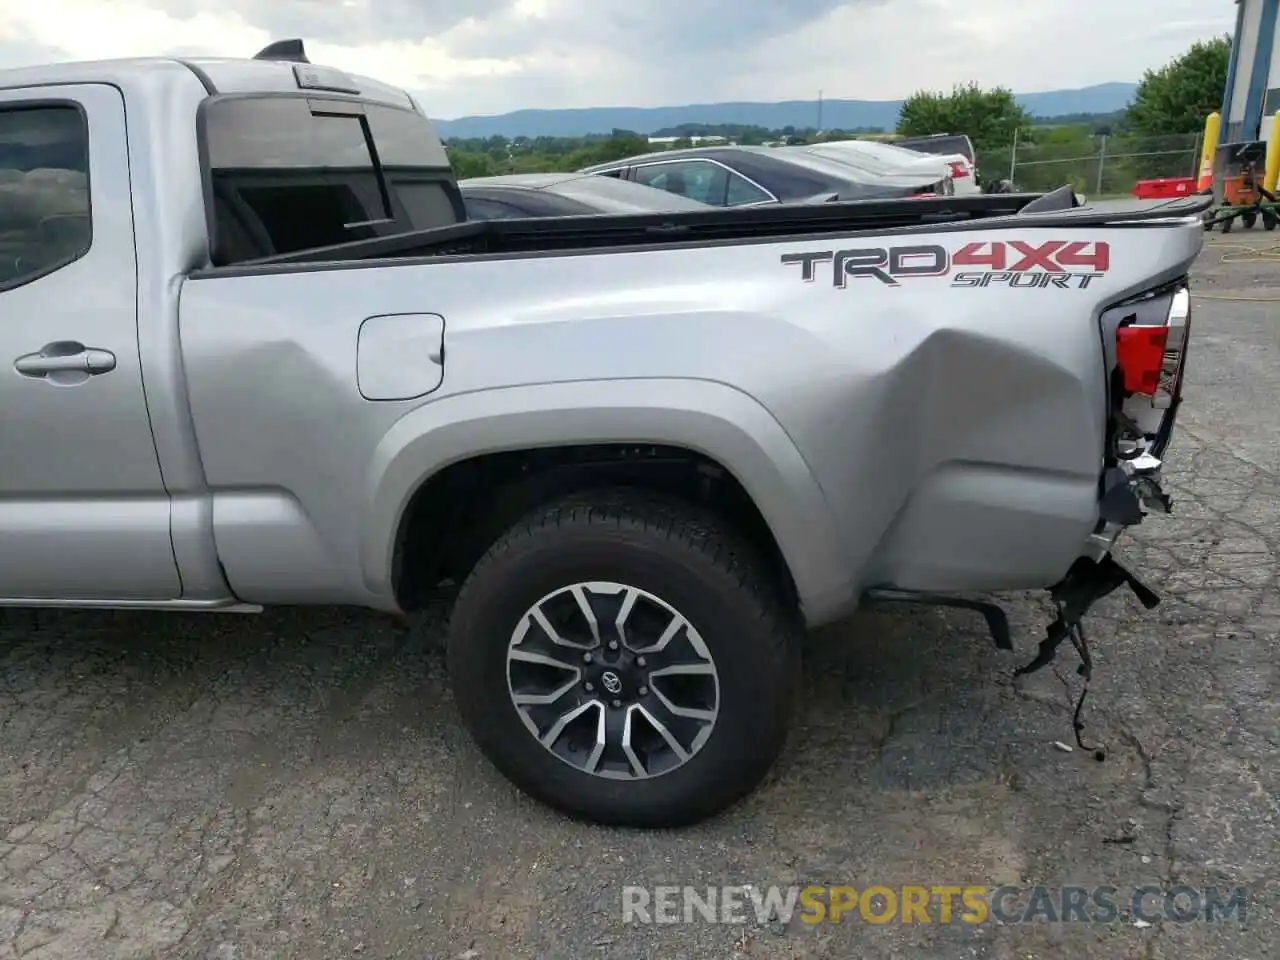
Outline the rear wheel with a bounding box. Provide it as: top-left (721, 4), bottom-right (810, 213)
top-left (1243, 211), bottom-right (1258, 229)
top-left (446, 490), bottom-right (800, 827)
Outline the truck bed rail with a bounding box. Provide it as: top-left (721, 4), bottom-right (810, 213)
top-left (213, 190), bottom-right (1215, 275)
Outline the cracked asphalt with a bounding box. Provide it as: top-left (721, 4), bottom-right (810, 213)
top-left (2, 236), bottom-right (1278, 959)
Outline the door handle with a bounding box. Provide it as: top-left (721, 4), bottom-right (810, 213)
top-left (14, 341), bottom-right (116, 382)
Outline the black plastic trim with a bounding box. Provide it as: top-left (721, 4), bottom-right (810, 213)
top-left (175, 59), bottom-right (218, 95)
top-left (189, 194), bottom-right (1214, 280)
top-left (254, 39), bottom-right (310, 63)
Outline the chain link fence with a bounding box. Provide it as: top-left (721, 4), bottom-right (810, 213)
top-left (975, 133), bottom-right (1203, 198)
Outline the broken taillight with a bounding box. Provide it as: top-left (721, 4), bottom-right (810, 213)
top-left (948, 160), bottom-right (970, 179)
top-left (1115, 324), bottom-right (1169, 395)
top-left (1112, 284), bottom-right (1190, 459)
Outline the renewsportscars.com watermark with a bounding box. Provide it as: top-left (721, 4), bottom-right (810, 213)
top-left (621, 885), bottom-right (1249, 926)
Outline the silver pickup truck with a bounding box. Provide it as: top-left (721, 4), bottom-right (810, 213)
top-left (0, 40), bottom-right (1206, 828)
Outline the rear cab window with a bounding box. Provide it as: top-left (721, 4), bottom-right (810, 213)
top-left (200, 93), bottom-right (463, 265)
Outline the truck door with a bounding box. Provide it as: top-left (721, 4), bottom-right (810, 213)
top-left (0, 84), bottom-right (180, 601)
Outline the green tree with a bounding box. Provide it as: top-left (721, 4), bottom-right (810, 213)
top-left (1126, 36), bottom-right (1230, 136)
top-left (896, 82), bottom-right (1031, 150)
top-left (446, 149), bottom-right (498, 178)
top-left (601, 132), bottom-right (654, 162)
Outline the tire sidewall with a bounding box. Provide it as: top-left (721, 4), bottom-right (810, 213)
top-left (448, 519), bottom-right (793, 826)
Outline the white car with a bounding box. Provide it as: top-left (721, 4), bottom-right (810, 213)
top-left (782, 138), bottom-right (982, 196)
top-left (893, 133), bottom-right (986, 193)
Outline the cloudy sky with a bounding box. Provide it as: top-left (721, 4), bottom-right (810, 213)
top-left (0, 0), bottom-right (1237, 118)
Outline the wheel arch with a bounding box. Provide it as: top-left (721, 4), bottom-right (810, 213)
top-left (360, 378), bottom-right (855, 626)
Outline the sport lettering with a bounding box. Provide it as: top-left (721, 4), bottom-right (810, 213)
top-left (781, 240), bottom-right (1110, 289)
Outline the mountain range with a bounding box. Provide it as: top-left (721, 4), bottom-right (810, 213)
top-left (433, 82), bottom-right (1137, 139)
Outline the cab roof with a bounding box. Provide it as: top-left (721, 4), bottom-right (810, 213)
top-left (0, 39), bottom-right (418, 113)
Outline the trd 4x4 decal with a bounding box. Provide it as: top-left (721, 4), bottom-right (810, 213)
top-left (781, 240), bottom-right (1110, 289)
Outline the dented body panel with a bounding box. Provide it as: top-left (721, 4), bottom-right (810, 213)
top-left (0, 53), bottom-right (1205, 631)
top-left (177, 219), bottom-right (1202, 625)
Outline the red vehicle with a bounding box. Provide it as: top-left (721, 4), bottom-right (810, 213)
top-left (1132, 177), bottom-right (1196, 200)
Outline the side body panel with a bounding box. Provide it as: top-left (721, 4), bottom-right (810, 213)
top-left (178, 219), bottom-right (1202, 626)
top-left (120, 63), bottom-right (236, 601)
top-left (0, 83), bottom-right (180, 600)
top-left (0, 56), bottom-right (437, 607)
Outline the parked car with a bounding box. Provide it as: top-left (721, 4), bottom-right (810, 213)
top-left (460, 172), bottom-right (713, 219)
top-left (0, 38), bottom-right (1207, 830)
top-left (789, 137), bottom-right (981, 196)
top-left (892, 132), bottom-right (996, 192)
top-left (578, 145), bottom-right (937, 206)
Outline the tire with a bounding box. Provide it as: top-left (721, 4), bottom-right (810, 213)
top-left (1243, 212), bottom-right (1258, 229)
top-left (1222, 216), bottom-right (1233, 234)
top-left (1265, 213), bottom-right (1277, 231)
top-left (446, 488), bottom-right (801, 828)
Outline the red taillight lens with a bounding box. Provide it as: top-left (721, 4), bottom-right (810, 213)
top-left (1112, 285), bottom-right (1190, 460)
top-left (948, 161), bottom-right (970, 178)
top-left (1115, 324), bottom-right (1170, 395)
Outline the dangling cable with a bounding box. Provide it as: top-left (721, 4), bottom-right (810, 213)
top-left (1067, 620), bottom-right (1106, 761)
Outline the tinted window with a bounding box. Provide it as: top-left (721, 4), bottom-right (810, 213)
top-left (0, 105), bottom-right (91, 289)
top-left (465, 196), bottom-right (530, 220)
top-left (725, 173), bottom-right (772, 206)
top-left (390, 181), bottom-right (460, 230)
top-left (634, 161), bottom-right (728, 205)
top-left (727, 152), bottom-right (838, 200)
top-left (202, 96), bottom-right (462, 264)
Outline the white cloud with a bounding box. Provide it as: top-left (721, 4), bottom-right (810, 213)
top-left (0, 0), bottom-right (1238, 118)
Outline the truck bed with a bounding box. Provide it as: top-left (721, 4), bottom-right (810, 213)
top-left (209, 190), bottom-right (1215, 275)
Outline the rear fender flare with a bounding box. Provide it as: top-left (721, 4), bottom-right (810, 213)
top-left (360, 378), bottom-right (853, 625)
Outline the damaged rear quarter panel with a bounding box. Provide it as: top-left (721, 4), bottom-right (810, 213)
top-left (177, 218), bottom-right (1202, 620)
top-left (756, 225), bottom-right (1201, 594)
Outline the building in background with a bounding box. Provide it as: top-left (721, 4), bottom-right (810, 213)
top-left (1222, 0), bottom-right (1280, 145)
top-left (646, 135), bottom-right (731, 147)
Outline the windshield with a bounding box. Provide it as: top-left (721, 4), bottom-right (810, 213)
top-left (201, 95), bottom-right (463, 265)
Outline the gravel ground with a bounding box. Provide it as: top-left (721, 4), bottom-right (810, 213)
top-left (2, 236), bottom-right (1278, 959)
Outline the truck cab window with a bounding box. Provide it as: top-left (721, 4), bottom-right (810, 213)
top-left (0, 104), bottom-right (91, 289)
top-left (201, 96), bottom-right (463, 265)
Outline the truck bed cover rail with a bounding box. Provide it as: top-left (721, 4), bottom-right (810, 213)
top-left (212, 190), bottom-right (1215, 274)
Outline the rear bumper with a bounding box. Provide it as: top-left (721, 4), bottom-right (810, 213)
top-left (1082, 451), bottom-right (1172, 561)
